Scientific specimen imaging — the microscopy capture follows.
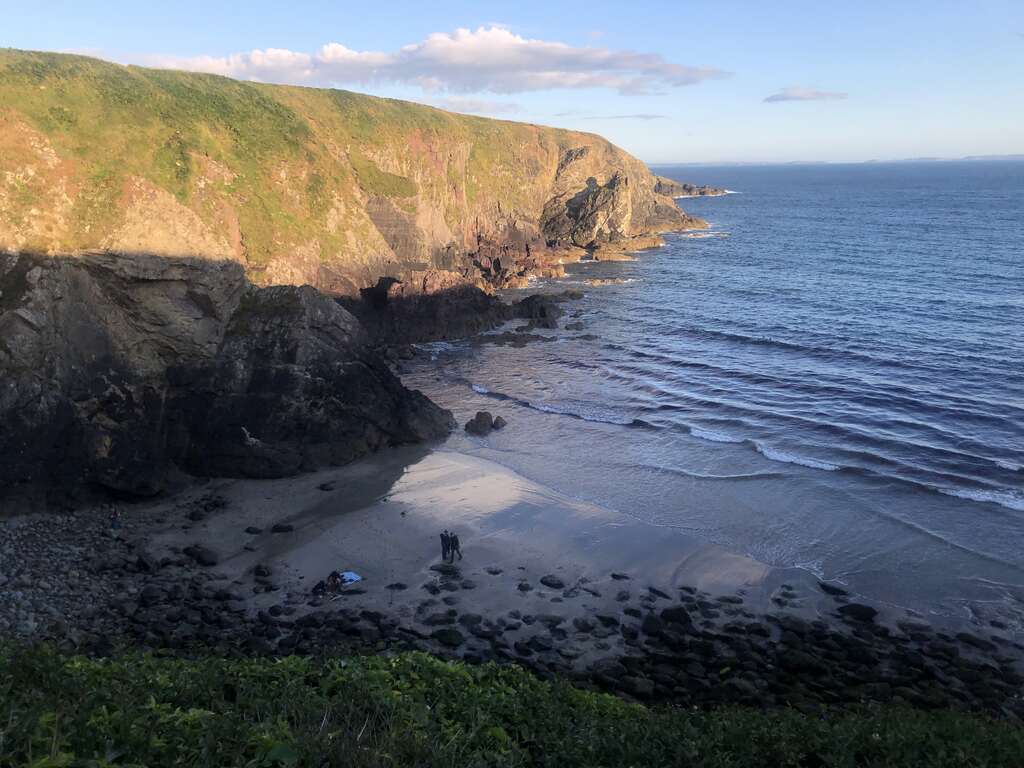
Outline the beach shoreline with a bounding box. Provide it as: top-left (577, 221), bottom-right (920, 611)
top-left (3, 442), bottom-right (1022, 715)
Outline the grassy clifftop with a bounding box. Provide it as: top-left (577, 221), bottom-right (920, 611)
top-left (0, 49), bottom-right (686, 293)
top-left (4, 646), bottom-right (1021, 767)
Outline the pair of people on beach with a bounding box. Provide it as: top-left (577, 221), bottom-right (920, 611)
top-left (440, 530), bottom-right (462, 562)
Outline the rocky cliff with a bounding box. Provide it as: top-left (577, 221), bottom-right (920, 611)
top-left (0, 49), bottom-right (709, 503)
top-left (1, 49), bottom-right (705, 295)
top-left (0, 251), bottom-right (453, 503)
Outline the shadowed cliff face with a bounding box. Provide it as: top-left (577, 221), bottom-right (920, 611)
top-left (0, 49), bottom-right (703, 295)
top-left (0, 251), bottom-right (454, 503)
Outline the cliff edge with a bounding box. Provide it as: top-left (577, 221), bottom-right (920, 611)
top-left (0, 49), bottom-right (705, 295)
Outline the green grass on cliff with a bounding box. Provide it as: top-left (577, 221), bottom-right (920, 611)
top-left (2, 646), bottom-right (1021, 767)
top-left (0, 49), bottom-right (610, 272)
top-left (348, 149), bottom-right (417, 199)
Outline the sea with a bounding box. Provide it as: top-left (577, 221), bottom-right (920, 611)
top-left (403, 161), bottom-right (1024, 629)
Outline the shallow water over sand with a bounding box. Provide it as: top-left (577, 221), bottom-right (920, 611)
top-left (402, 161), bottom-right (1024, 632)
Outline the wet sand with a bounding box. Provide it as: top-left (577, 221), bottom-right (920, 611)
top-left (145, 445), bottom-right (890, 644)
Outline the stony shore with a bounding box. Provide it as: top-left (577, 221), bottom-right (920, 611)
top-left (3, 442), bottom-right (1022, 720)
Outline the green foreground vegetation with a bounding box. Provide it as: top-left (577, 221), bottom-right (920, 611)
top-left (1, 646), bottom-right (1022, 767)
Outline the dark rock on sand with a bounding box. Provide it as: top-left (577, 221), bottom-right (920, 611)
top-left (540, 575), bottom-right (566, 590)
top-left (183, 545), bottom-right (219, 567)
top-left (837, 603), bottom-right (878, 623)
top-left (573, 617), bottom-right (595, 633)
top-left (431, 628), bottom-right (465, 648)
top-left (430, 563), bottom-right (460, 577)
top-left (661, 606), bottom-right (694, 628)
top-left (819, 581), bottom-right (850, 597)
top-left (641, 615), bottom-right (665, 636)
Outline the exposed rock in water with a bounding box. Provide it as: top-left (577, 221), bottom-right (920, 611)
top-left (341, 279), bottom-right (580, 347)
top-left (465, 412), bottom-right (495, 436)
top-left (0, 252), bottom-right (454, 502)
top-left (653, 176), bottom-right (728, 198)
top-left (513, 294), bottom-right (564, 329)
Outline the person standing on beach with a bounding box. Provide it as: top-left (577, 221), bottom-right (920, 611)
top-left (440, 530), bottom-right (450, 562)
top-left (451, 532), bottom-right (463, 561)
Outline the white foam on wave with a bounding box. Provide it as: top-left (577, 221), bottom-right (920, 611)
top-left (528, 400), bottom-right (636, 426)
top-left (792, 558), bottom-right (827, 579)
top-left (679, 231), bottom-right (729, 239)
top-left (939, 487), bottom-right (1024, 513)
top-left (690, 427), bottom-right (743, 444)
top-left (754, 443), bottom-right (840, 471)
top-left (673, 190), bottom-right (739, 197)
top-left (413, 340), bottom-right (462, 360)
top-left (471, 383), bottom-right (490, 395)
top-left (414, 341), bottom-right (459, 352)
top-left (995, 459), bottom-right (1022, 472)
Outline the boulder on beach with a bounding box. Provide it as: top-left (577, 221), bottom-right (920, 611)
top-left (838, 603), bottom-right (878, 623)
top-left (540, 575), bottom-right (566, 590)
top-left (431, 627), bottom-right (465, 648)
top-left (465, 411), bottom-right (495, 436)
top-left (183, 545), bottom-right (219, 567)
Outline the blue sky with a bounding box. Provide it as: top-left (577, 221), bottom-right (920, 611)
top-left (3, 0), bottom-right (1022, 163)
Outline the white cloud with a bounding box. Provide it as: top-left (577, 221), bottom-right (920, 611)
top-left (552, 110), bottom-right (666, 120)
top-left (764, 87), bottom-right (848, 103)
top-left (588, 113), bottom-right (667, 120)
top-left (426, 97), bottom-right (522, 115)
top-left (136, 26), bottom-right (729, 96)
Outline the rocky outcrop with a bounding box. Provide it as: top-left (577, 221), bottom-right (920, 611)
top-left (340, 271), bottom-right (509, 345)
top-left (340, 272), bottom-right (578, 346)
top-left (0, 251), bottom-right (453, 502)
top-left (653, 176), bottom-right (728, 198)
top-left (0, 50), bottom-right (705, 296)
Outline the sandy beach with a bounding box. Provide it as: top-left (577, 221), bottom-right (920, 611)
top-left (142, 446), bottom-right (817, 634)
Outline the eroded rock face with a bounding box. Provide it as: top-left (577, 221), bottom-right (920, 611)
top-left (0, 251), bottom-right (454, 502)
top-left (541, 151), bottom-right (706, 251)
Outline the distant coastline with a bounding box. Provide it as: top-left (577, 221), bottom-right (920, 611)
top-left (651, 154), bottom-right (1024, 168)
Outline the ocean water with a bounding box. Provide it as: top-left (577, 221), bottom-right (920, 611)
top-left (404, 161), bottom-right (1024, 628)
